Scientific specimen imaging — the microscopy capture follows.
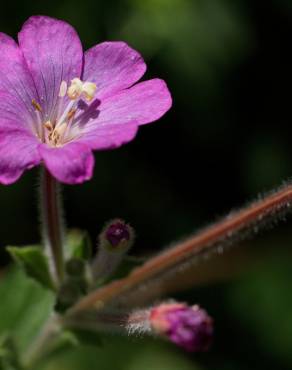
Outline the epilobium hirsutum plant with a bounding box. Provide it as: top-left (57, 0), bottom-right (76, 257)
top-left (1, 14), bottom-right (292, 370)
top-left (0, 15), bottom-right (171, 185)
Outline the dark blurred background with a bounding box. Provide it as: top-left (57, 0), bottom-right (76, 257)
top-left (1, 1), bottom-right (292, 369)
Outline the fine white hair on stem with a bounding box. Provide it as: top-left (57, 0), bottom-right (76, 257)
top-left (69, 180), bottom-right (292, 314)
top-left (126, 309), bottom-right (151, 336)
top-left (39, 168), bottom-right (66, 286)
top-left (63, 309), bottom-right (151, 337)
top-left (114, 181), bottom-right (292, 306)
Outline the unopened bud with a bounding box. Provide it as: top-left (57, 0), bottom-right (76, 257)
top-left (91, 219), bottom-right (135, 281)
top-left (100, 219), bottom-right (134, 252)
top-left (150, 303), bottom-right (213, 352)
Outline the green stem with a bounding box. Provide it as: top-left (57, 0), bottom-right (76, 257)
top-left (22, 314), bottom-right (61, 368)
top-left (40, 168), bottom-right (65, 284)
top-left (69, 182), bottom-right (292, 313)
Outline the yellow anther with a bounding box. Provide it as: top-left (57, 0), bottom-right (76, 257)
top-left (59, 81), bottom-right (68, 98)
top-left (67, 78), bottom-right (97, 101)
top-left (67, 78), bottom-right (83, 100)
top-left (82, 82), bottom-right (97, 101)
top-left (32, 99), bottom-right (42, 112)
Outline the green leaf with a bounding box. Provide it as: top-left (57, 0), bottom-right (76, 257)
top-left (0, 334), bottom-right (22, 370)
top-left (68, 328), bottom-right (102, 348)
top-left (66, 230), bottom-right (92, 260)
top-left (6, 246), bottom-right (55, 291)
top-left (34, 328), bottom-right (102, 366)
top-left (0, 268), bottom-right (55, 354)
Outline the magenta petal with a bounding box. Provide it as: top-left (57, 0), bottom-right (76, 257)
top-left (77, 123), bottom-right (138, 150)
top-left (83, 42), bottom-right (146, 99)
top-left (18, 16), bottom-right (83, 118)
top-left (39, 142), bottom-right (94, 184)
top-left (0, 33), bottom-right (39, 123)
top-left (86, 79), bottom-right (172, 131)
top-left (75, 79), bottom-right (171, 150)
top-left (0, 92), bottom-right (37, 132)
top-left (0, 127), bottom-right (41, 184)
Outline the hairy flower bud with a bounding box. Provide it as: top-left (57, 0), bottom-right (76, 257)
top-left (91, 219), bottom-right (135, 281)
top-left (150, 303), bottom-right (213, 352)
top-left (105, 221), bottom-right (131, 248)
top-left (100, 219), bottom-right (134, 252)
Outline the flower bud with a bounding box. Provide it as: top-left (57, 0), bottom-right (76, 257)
top-left (99, 219), bottom-right (134, 252)
top-left (91, 219), bottom-right (135, 281)
top-left (150, 303), bottom-right (213, 352)
top-left (105, 221), bottom-right (130, 247)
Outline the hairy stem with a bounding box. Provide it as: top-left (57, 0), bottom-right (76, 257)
top-left (63, 311), bottom-right (129, 334)
top-left (40, 168), bottom-right (65, 284)
top-left (63, 308), bottom-right (151, 337)
top-left (69, 182), bottom-right (292, 314)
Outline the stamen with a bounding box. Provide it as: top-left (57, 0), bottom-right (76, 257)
top-left (67, 78), bottom-right (97, 101)
top-left (82, 82), bottom-right (97, 101)
top-left (44, 121), bottom-right (53, 131)
top-left (56, 123), bottom-right (67, 138)
top-left (44, 78), bottom-right (97, 147)
top-left (32, 99), bottom-right (42, 112)
top-left (59, 81), bottom-right (68, 98)
top-left (67, 108), bottom-right (77, 121)
top-left (67, 78), bottom-right (83, 100)
top-left (49, 129), bottom-right (60, 146)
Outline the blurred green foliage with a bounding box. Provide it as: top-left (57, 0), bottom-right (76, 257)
top-left (1, 0), bottom-right (292, 369)
top-left (0, 269), bottom-right (54, 354)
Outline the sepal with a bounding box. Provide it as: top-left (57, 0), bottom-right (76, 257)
top-left (6, 246), bottom-right (55, 291)
top-left (56, 258), bottom-right (89, 312)
top-left (91, 219), bottom-right (135, 282)
top-left (126, 302), bottom-right (213, 352)
top-left (66, 229), bottom-right (92, 260)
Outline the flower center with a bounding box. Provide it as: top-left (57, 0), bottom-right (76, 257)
top-left (32, 78), bottom-right (97, 147)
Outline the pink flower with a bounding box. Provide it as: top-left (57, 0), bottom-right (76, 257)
top-left (0, 16), bottom-right (172, 184)
top-left (150, 303), bottom-right (213, 352)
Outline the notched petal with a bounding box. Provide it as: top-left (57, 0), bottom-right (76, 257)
top-left (77, 123), bottom-right (138, 151)
top-left (0, 32), bottom-right (39, 122)
top-left (18, 15), bottom-right (83, 118)
top-left (83, 41), bottom-right (147, 99)
top-left (0, 127), bottom-right (41, 184)
top-left (39, 142), bottom-right (94, 184)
